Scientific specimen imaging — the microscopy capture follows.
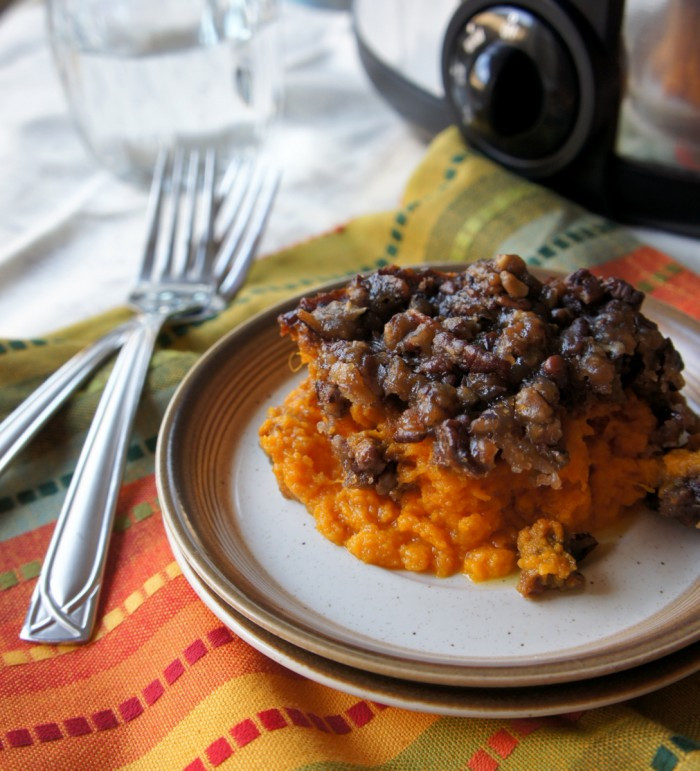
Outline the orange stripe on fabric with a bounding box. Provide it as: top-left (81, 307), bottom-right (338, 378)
top-left (650, 271), bottom-right (700, 320)
top-left (2, 627), bottom-right (254, 769)
top-left (1, 607), bottom-right (297, 766)
top-left (1, 560), bottom-right (182, 676)
top-left (125, 673), bottom-right (435, 771)
top-left (460, 713), bottom-right (587, 770)
top-left (0, 476), bottom-right (165, 643)
top-left (592, 247), bottom-right (700, 321)
top-left (1, 559), bottom-right (179, 670)
top-left (2, 579), bottom-right (289, 717)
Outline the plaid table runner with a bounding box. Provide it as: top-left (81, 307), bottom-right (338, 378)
top-left (1, 127), bottom-right (700, 770)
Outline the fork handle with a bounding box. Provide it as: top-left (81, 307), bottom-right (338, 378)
top-left (20, 312), bottom-right (166, 643)
top-left (0, 321), bottom-right (135, 478)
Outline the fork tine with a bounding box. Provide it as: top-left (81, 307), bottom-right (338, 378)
top-left (179, 148), bottom-right (201, 277)
top-left (138, 148), bottom-right (169, 282)
top-left (213, 155), bottom-right (255, 243)
top-left (189, 147), bottom-right (217, 279)
top-left (216, 154), bottom-right (245, 202)
top-left (158, 147), bottom-right (186, 280)
top-left (216, 161), bottom-right (280, 300)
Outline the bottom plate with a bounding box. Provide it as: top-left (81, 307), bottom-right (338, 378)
top-left (165, 521), bottom-right (700, 719)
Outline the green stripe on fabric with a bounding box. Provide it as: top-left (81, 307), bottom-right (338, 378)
top-left (1, 560), bottom-right (41, 591)
top-left (19, 560), bottom-right (40, 579)
top-left (652, 745), bottom-right (678, 771)
top-left (381, 201), bottom-right (419, 263)
top-left (0, 570), bottom-right (18, 590)
top-left (0, 338), bottom-right (49, 354)
top-left (0, 423), bottom-right (163, 544)
top-left (133, 502), bottom-right (154, 522)
top-left (671, 735), bottom-right (700, 752)
top-left (1, 501), bottom-right (160, 585)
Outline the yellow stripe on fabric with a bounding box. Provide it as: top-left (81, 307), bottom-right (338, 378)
top-left (505, 708), bottom-right (683, 771)
top-left (298, 709), bottom-right (700, 771)
top-left (631, 671), bottom-right (700, 747)
top-left (1, 561), bottom-right (182, 667)
top-left (123, 672), bottom-right (437, 770)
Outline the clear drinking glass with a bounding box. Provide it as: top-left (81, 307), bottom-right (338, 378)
top-left (46, 0), bottom-right (283, 183)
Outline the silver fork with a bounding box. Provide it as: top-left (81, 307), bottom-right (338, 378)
top-left (20, 147), bottom-right (278, 644)
top-left (0, 151), bottom-right (278, 479)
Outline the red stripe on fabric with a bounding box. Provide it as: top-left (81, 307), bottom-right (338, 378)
top-left (6, 728), bottom-right (32, 747)
top-left (285, 707), bottom-right (311, 727)
top-left (207, 626), bottom-right (233, 648)
top-left (231, 718), bottom-right (260, 747)
top-left (143, 679), bottom-right (165, 705)
top-left (164, 658), bottom-right (185, 685)
top-left (119, 697), bottom-right (144, 722)
top-left (63, 717), bottom-right (92, 737)
top-left (1, 576), bottom-right (194, 692)
top-left (258, 708), bottom-right (287, 731)
top-left (206, 737), bottom-right (233, 766)
top-left (488, 729), bottom-right (518, 758)
top-left (35, 722), bottom-right (62, 742)
top-left (346, 701), bottom-right (374, 727)
top-left (509, 717), bottom-right (542, 737)
top-left (325, 714), bottom-right (352, 734)
top-left (307, 713), bottom-right (330, 732)
top-left (3, 624), bottom-right (240, 753)
top-left (183, 760), bottom-right (207, 771)
top-left (184, 638), bottom-right (207, 665)
top-left (184, 699), bottom-right (386, 770)
top-left (468, 748), bottom-right (499, 771)
top-left (92, 710), bottom-right (119, 731)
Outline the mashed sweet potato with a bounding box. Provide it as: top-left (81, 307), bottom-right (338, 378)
top-left (259, 259), bottom-right (700, 596)
top-left (259, 376), bottom-right (661, 585)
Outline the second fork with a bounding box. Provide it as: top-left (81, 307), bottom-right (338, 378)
top-left (0, 150), bottom-right (279, 479)
top-left (19, 147), bottom-right (271, 644)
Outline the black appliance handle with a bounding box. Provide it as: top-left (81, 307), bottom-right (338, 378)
top-left (354, 27), bottom-right (453, 138)
top-left (609, 157), bottom-right (700, 239)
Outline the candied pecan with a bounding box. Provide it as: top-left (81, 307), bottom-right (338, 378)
top-left (432, 331), bottom-right (509, 376)
top-left (296, 300), bottom-right (367, 340)
top-left (563, 268), bottom-right (605, 306)
top-left (516, 519), bottom-right (595, 598)
top-left (277, 258), bottom-right (697, 496)
top-left (332, 433), bottom-right (388, 488)
top-left (500, 270), bottom-right (529, 299)
top-left (657, 476), bottom-right (700, 528)
top-left (541, 354), bottom-right (567, 387)
top-left (601, 276), bottom-right (644, 308)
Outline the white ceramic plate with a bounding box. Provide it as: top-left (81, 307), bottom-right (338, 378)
top-left (164, 516), bottom-right (700, 718)
top-left (156, 273), bottom-right (700, 688)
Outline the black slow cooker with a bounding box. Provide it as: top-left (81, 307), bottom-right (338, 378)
top-left (353, 0), bottom-right (700, 237)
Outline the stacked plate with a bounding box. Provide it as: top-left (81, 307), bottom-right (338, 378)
top-left (156, 278), bottom-right (700, 718)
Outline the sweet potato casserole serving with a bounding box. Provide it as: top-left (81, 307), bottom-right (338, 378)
top-left (259, 256), bottom-right (700, 597)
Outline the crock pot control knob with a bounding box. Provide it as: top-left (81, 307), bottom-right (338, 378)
top-left (443, 5), bottom-right (580, 174)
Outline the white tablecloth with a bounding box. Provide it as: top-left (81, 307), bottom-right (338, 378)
top-left (0, 0), bottom-right (696, 338)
